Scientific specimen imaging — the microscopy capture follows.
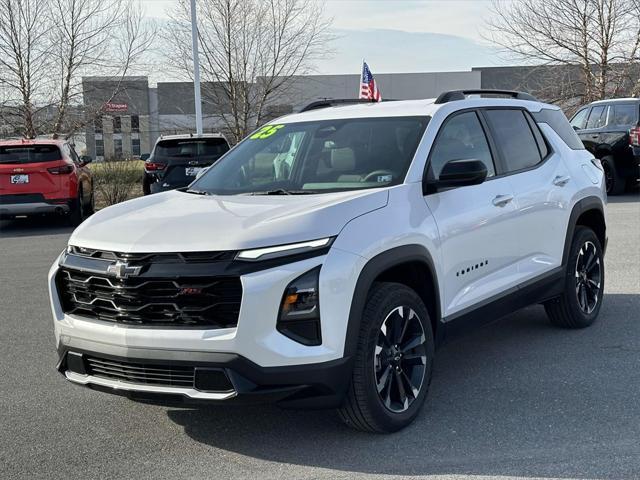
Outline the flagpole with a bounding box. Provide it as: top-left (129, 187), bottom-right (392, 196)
top-left (358, 59), bottom-right (364, 98)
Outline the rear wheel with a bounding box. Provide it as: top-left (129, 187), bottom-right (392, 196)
top-left (338, 282), bottom-right (434, 433)
top-left (67, 190), bottom-right (85, 226)
top-left (601, 156), bottom-right (624, 195)
top-left (544, 226), bottom-right (604, 328)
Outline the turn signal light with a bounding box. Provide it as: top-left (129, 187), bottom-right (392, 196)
top-left (277, 267), bottom-right (322, 346)
top-left (630, 126), bottom-right (640, 147)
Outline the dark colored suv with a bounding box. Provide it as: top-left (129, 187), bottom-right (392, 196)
top-left (142, 134), bottom-right (230, 195)
top-left (570, 98), bottom-right (640, 194)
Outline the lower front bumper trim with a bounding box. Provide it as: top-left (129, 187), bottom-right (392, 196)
top-left (64, 371), bottom-right (237, 400)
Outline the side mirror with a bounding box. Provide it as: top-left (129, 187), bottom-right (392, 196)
top-left (434, 158), bottom-right (488, 190)
top-left (79, 155), bottom-right (92, 166)
top-left (140, 153), bottom-right (150, 161)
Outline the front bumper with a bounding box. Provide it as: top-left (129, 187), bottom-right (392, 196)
top-left (49, 247), bottom-right (365, 407)
top-left (57, 345), bottom-right (352, 408)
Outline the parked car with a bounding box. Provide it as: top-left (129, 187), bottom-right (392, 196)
top-left (50, 90), bottom-right (607, 432)
top-left (142, 133), bottom-right (230, 194)
top-left (0, 139), bottom-right (93, 225)
top-left (570, 98), bottom-right (640, 194)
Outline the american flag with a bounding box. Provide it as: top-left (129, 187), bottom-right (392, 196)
top-left (359, 61), bottom-right (382, 102)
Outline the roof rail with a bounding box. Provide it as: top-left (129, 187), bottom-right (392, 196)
top-left (300, 98), bottom-right (389, 113)
top-left (434, 89), bottom-right (538, 104)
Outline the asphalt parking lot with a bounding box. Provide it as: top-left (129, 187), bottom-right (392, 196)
top-left (1, 194), bottom-right (639, 480)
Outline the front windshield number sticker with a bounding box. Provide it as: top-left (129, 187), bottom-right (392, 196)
top-left (250, 124), bottom-right (284, 139)
top-left (377, 175), bottom-right (392, 183)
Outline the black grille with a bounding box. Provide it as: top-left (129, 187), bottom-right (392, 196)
top-left (85, 356), bottom-right (195, 387)
top-left (56, 268), bottom-right (242, 328)
top-left (67, 246), bottom-right (236, 264)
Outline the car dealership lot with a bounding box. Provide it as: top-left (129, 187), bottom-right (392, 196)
top-left (1, 194), bottom-right (639, 480)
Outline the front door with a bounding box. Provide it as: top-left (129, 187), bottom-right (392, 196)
top-left (423, 110), bottom-right (519, 319)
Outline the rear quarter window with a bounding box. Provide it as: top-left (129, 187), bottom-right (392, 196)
top-left (533, 109), bottom-right (585, 151)
top-left (610, 104), bottom-right (639, 127)
top-left (0, 145), bottom-right (62, 164)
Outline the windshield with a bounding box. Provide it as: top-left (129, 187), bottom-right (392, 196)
top-left (0, 145), bottom-right (62, 164)
top-left (189, 116), bottom-right (429, 195)
top-left (153, 138), bottom-right (229, 161)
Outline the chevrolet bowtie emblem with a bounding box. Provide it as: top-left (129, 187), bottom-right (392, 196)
top-left (106, 260), bottom-right (142, 279)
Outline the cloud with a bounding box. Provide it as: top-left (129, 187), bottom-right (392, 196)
top-left (313, 28), bottom-right (505, 75)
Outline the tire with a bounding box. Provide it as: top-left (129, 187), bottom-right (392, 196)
top-left (544, 226), bottom-right (604, 328)
top-left (338, 282), bottom-right (435, 433)
top-left (142, 174), bottom-right (151, 196)
top-left (67, 191), bottom-right (85, 226)
top-left (601, 156), bottom-right (624, 195)
top-left (85, 187), bottom-right (95, 216)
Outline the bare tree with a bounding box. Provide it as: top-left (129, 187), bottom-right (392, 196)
top-left (166, 0), bottom-right (332, 143)
top-left (485, 0), bottom-right (640, 105)
top-left (0, 0), bottom-right (51, 138)
top-left (0, 0), bottom-right (155, 139)
top-left (50, 0), bottom-right (156, 136)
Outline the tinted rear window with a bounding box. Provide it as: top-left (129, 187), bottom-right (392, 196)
top-left (154, 138), bottom-right (229, 160)
top-left (0, 145), bottom-right (62, 164)
top-left (610, 104), bottom-right (639, 127)
top-left (533, 109), bottom-right (585, 150)
top-left (484, 109), bottom-right (542, 172)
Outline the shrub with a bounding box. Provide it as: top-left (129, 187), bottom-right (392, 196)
top-left (92, 160), bottom-right (144, 208)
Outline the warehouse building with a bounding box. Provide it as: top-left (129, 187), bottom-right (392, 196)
top-left (81, 64), bottom-right (638, 160)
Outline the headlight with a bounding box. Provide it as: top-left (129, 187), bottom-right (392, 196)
top-left (236, 237), bottom-right (333, 262)
top-left (277, 267), bottom-right (321, 346)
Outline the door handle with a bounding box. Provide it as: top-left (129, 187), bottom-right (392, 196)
top-left (553, 175), bottom-right (571, 187)
top-left (590, 134), bottom-right (599, 139)
top-left (492, 194), bottom-right (514, 207)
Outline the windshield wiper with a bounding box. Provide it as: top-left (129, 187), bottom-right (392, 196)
top-left (250, 189), bottom-right (319, 196)
top-left (185, 189), bottom-right (210, 195)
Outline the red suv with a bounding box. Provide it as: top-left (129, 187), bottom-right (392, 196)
top-left (0, 139), bottom-right (94, 225)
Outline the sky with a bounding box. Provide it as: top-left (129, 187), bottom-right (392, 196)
top-left (140, 0), bottom-right (509, 75)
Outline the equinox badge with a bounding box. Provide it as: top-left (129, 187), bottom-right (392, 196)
top-left (106, 260), bottom-right (142, 279)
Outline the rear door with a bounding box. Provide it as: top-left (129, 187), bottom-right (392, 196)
top-left (579, 105), bottom-right (608, 154)
top-left (482, 108), bottom-right (571, 282)
top-left (0, 145), bottom-right (63, 198)
top-left (423, 110), bottom-right (520, 318)
top-left (600, 103), bottom-right (639, 151)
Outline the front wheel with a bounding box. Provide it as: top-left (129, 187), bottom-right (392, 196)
top-left (544, 226), bottom-right (604, 328)
top-left (338, 282), bottom-right (435, 433)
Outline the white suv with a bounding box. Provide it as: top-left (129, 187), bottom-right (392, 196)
top-left (49, 90), bottom-right (607, 432)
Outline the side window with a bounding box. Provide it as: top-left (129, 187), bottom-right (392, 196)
top-left (484, 109), bottom-right (542, 172)
top-left (570, 108), bottom-right (589, 130)
top-left (533, 108), bottom-right (586, 150)
top-left (611, 104), bottom-right (639, 127)
top-left (429, 111), bottom-right (495, 179)
top-left (586, 105), bottom-right (606, 129)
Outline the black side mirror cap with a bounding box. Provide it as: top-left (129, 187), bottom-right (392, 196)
top-left (426, 158), bottom-right (488, 192)
top-left (79, 155), bottom-right (92, 165)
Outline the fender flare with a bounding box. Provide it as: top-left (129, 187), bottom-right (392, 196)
top-left (343, 244), bottom-right (441, 357)
top-left (562, 196), bottom-right (606, 267)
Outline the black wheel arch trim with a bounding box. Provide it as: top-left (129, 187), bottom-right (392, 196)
top-left (344, 244), bottom-right (442, 357)
top-left (562, 196), bottom-right (607, 267)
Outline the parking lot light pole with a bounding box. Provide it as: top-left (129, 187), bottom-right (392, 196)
top-left (190, 0), bottom-right (203, 136)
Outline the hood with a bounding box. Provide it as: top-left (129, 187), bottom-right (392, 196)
top-left (69, 189), bottom-right (389, 252)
